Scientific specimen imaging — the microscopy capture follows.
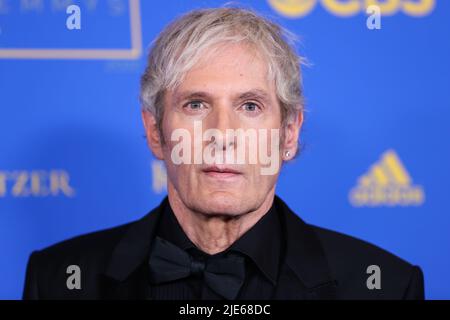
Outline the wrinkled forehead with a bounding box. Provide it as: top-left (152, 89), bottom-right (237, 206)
top-left (167, 42), bottom-right (276, 101)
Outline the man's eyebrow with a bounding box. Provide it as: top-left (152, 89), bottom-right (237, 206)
top-left (174, 89), bottom-right (272, 105)
top-left (174, 91), bottom-right (211, 105)
top-left (236, 89), bottom-right (271, 103)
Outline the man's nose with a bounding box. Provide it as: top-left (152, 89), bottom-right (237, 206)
top-left (204, 104), bottom-right (237, 150)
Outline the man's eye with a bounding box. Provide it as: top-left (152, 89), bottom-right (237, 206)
top-left (184, 101), bottom-right (204, 111)
top-left (243, 102), bottom-right (260, 112)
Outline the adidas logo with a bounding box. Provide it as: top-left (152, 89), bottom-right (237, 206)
top-left (349, 150), bottom-right (425, 207)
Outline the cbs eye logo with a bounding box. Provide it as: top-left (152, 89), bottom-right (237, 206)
top-left (268, 0), bottom-right (435, 18)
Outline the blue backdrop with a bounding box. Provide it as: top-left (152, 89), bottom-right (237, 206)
top-left (0, 0), bottom-right (449, 299)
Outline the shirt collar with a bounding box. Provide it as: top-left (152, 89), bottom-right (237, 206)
top-left (157, 199), bottom-right (281, 285)
top-left (157, 202), bottom-right (196, 251)
top-left (229, 203), bottom-right (280, 285)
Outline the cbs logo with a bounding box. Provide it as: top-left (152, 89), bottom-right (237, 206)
top-left (268, 0), bottom-right (435, 17)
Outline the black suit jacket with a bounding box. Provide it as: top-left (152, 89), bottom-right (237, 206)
top-left (23, 196), bottom-right (424, 300)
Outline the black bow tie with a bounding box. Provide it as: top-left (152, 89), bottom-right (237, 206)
top-left (148, 237), bottom-right (246, 300)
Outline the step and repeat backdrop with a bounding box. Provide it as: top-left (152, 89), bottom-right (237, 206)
top-left (0, 0), bottom-right (449, 299)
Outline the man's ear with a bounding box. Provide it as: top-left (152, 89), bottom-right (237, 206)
top-left (141, 109), bottom-right (164, 160)
top-left (282, 109), bottom-right (303, 160)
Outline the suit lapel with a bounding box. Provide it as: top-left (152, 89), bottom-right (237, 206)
top-left (274, 196), bottom-right (337, 300)
top-left (101, 198), bottom-right (168, 299)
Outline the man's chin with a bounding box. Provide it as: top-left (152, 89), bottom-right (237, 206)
top-left (194, 192), bottom-right (249, 216)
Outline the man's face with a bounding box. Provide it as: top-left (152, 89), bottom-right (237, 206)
top-left (143, 43), bottom-right (301, 216)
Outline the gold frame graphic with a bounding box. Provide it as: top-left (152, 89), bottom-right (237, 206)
top-left (0, 0), bottom-right (142, 60)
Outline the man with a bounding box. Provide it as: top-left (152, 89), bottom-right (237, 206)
top-left (23, 7), bottom-right (424, 300)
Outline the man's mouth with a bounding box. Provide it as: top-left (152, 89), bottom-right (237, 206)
top-left (202, 165), bottom-right (243, 179)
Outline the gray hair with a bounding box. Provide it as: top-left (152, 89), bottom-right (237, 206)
top-left (140, 6), bottom-right (305, 147)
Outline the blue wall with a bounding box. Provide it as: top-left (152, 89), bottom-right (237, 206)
top-left (0, 0), bottom-right (449, 299)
